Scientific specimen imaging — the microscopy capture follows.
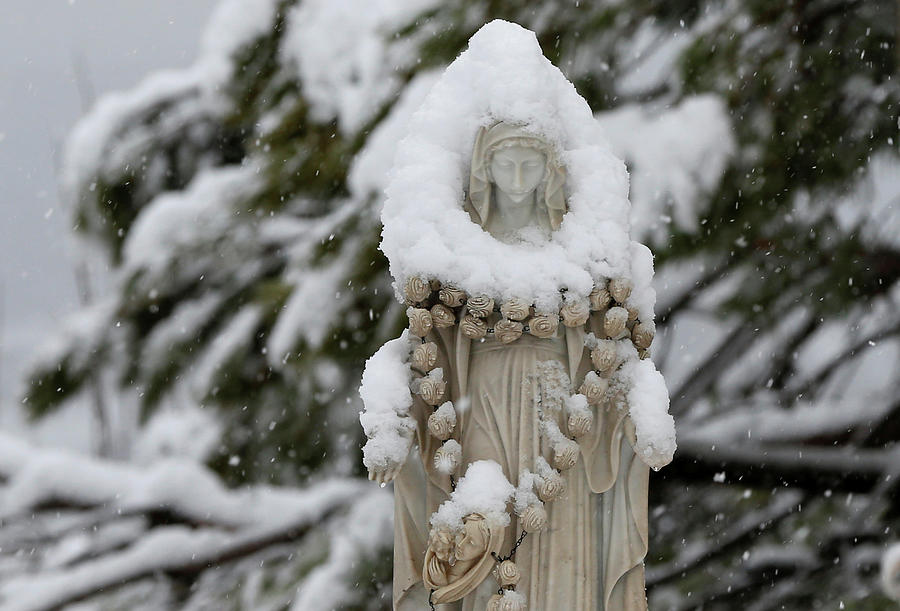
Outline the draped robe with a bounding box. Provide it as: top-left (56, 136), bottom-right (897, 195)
top-left (393, 309), bottom-right (651, 610)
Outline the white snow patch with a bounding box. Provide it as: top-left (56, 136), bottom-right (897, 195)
top-left (359, 331), bottom-right (417, 471)
top-left (282, 0), bottom-right (439, 134)
top-left (596, 95), bottom-right (735, 243)
top-left (134, 406), bottom-right (222, 465)
top-left (290, 490), bottom-right (394, 610)
top-left (0, 475), bottom-right (365, 611)
top-left (123, 164), bottom-right (261, 272)
top-left (190, 305), bottom-right (262, 396)
top-left (140, 292), bottom-right (225, 371)
top-left (834, 151), bottom-right (900, 250)
top-left (0, 431), bottom-right (365, 530)
top-left (619, 359), bottom-right (676, 470)
top-left (430, 460), bottom-right (515, 531)
top-left (267, 259), bottom-right (352, 364)
top-left (685, 389), bottom-right (899, 446)
top-left (349, 70), bottom-right (442, 200)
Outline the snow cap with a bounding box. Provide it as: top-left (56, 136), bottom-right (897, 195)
top-left (381, 19), bottom-right (641, 311)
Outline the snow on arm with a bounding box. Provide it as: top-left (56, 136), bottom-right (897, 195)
top-left (617, 358), bottom-right (676, 471)
top-left (359, 330), bottom-right (417, 472)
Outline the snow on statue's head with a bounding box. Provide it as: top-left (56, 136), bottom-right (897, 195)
top-left (381, 20), bottom-right (657, 318)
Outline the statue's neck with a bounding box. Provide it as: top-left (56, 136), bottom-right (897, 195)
top-left (492, 188), bottom-right (537, 234)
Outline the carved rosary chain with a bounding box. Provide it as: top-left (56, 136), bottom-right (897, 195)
top-left (491, 529), bottom-right (528, 564)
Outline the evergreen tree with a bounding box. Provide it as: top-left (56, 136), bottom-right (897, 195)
top-left (14, 0), bottom-right (899, 607)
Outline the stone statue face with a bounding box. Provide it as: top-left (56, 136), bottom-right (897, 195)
top-left (454, 516), bottom-right (490, 562)
top-left (466, 122), bottom-right (566, 238)
top-left (489, 146), bottom-right (547, 204)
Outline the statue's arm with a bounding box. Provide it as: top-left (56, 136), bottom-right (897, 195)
top-left (360, 332), bottom-right (419, 485)
top-left (364, 325), bottom-right (456, 485)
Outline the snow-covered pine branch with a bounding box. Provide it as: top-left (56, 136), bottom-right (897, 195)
top-left (0, 433), bottom-right (391, 610)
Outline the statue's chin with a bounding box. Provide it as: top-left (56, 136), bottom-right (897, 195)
top-left (501, 190), bottom-right (535, 203)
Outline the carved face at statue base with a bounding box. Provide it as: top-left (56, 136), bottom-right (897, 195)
top-left (423, 513), bottom-right (499, 602)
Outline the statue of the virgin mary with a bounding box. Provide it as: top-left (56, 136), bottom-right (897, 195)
top-left (359, 20), bottom-right (675, 611)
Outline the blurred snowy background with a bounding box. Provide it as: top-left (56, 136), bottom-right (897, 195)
top-left (0, 0), bottom-right (219, 447)
top-left (1, 0), bottom-right (898, 609)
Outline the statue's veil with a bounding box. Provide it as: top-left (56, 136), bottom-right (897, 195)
top-left (466, 121), bottom-right (568, 232)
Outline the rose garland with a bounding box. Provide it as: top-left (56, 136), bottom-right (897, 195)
top-left (401, 276), bottom-right (655, 611)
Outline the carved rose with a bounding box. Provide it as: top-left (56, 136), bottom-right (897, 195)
top-left (411, 342), bottom-right (438, 373)
top-left (560, 299), bottom-right (590, 328)
top-left (527, 314), bottom-right (559, 339)
top-left (404, 276), bottom-right (431, 303)
top-left (589, 283), bottom-right (611, 311)
top-left (632, 320), bottom-right (655, 349)
top-left (434, 440), bottom-right (462, 474)
top-left (494, 560), bottom-right (521, 587)
top-left (494, 319), bottom-right (524, 344)
top-left (418, 376), bottom-right (446, 406)
top-left (627, 306), bottom-right (640, 323)
top-left (579, 372), bottom-right (609, 406)
top-left (466, 295), bottom-right (495, 318)
top-left (427, 412), bottom-right (454, 441)
top-left (537, 471), bottom-right (566, 502)
top-left (603, 306), bottom-right (628, 338)
top-left (460, 314), bottom-right (487, 339)
top-left (590, 340), bottom-right (618, 372)
top-left (428, 526), bottom-right (455, 563)
top-left (567, 410), bottom-right (594, 438)
top-left (500, 297), bottom-right (531, 321)
top-left (427, 402), bottom-right (456, 440)
top-left (430, 304), bottom-right (456, 328)
top-left (552, 438), bottom-right (580, 471)
top-left (520, 504), bottom-right (548, 533)
top-left (438, 285), bottom-right (466, 308)
top-left (407, 307), bottom-right (433, 338)
top-left (609, 277), bottom-right (633, 304)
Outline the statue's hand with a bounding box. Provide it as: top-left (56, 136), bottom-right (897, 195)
top-left (368, 463), bottom-right (402, 485)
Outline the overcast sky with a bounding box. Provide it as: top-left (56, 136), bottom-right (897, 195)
top-left (0, 0), bottom-right (218, 444)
